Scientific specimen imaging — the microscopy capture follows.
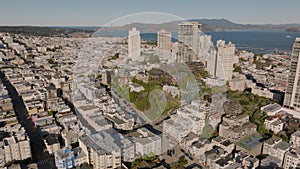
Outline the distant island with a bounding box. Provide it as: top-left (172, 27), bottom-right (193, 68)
top-left (286, 27), bottom-right (300, 32)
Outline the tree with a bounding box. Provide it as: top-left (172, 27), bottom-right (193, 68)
top-left (233, 65), bottom-right (242, 73)
top-left (47, 58), bottom-right (54, 64)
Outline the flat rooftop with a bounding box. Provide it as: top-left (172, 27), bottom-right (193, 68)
top-left (237, 133), bottom-right (263, 150)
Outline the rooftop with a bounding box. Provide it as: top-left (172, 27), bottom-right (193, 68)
top-left (237, 133), bottom-right (263, 150)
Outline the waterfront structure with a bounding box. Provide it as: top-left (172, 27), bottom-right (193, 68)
top-left (157, 29), bottom-right (172, 60)
top-left (284, 38), bottom-right (300, 110)
top-left (128, 28), bottom-right (141, 62)
top-left (177, 22), bottom-right (201, 63)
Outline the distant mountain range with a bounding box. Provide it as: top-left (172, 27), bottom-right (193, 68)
top-left (104, 18), bottom-right (300, 32)
top-left (1, 19), bottom-right (300, 37)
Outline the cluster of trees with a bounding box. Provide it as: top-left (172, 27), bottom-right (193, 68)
top-left (227, 90), bottom-right (273, 136)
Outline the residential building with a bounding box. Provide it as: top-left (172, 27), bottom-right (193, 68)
top-left (1, 127), bottom-right (31, 164)
top-left (284, 38), bottom-right (300, 110)
top-left (130, 128), bottom-right (161, 157)
top-left (79, 134), bottom-right (121, 169)
top-left (219, 100), bottom-right (256, 141)
top-left (54, 148), bottom-right (76, 169)
top-left (211, 136), bottom-right (235, 154)
top-left (229, 78), bottom-right (246, 91)
top-left (189, 139), bottom-right (212, 161)
top-left (283, 148), bottom-right (300, 169)
top-left (215, 40), bottom-right (237, 81)
top-left (290, 130), bottom-right (300, 148)
top-left (263, 136), bottom-right (290, 167)
top-left (236, 133), bottom-right (263, 157)
top-left (264, 116), bottom-right (284, 134)
top-left (157, 29), bottom-right (172, 60)
top-left (44, 134), bottom-right (60, 155)
top-left (177, 22), bottom-right (201, 63)
top-left (163, 103), bottom-right (206, 142)
top-left (128, 28), bottom-right (141, 62)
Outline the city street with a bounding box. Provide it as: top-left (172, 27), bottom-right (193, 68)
top-left (0, 73), bottom-right (56, 169)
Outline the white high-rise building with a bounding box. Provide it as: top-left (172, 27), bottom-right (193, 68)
top-left (284, 38), bottom-right (300, 110)
top-left (157, 29), bottom-right (172, 60)
top-left (198, 34), bottom-right (217, 77)
top-left (215, 40), bottom-right (236, 81)
top-left (128, 28), bottom-right (141, 61)
top-left (177, 22), bottom-right (201, 63)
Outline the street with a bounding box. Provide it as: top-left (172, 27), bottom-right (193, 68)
top-left (1, 73), bottom-right (56, 169)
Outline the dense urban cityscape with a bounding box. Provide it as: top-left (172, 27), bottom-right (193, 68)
top-left (1, 1), bottom-right (300, 169)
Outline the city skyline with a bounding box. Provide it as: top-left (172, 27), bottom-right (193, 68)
top-left (1, 0), bottom-right (300, 26)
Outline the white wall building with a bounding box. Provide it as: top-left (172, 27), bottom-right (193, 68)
top-left (284, 38), bottom-right (300, 111)
top-left (290, 130), bottom-right (300, 148)
top-left (215, 40), bottom-right (237, 81)
top-left (263, 137), bottom-right (290, 167)
top-left (128, 28), bottom-right (141, 62)
top-left (283, 148), bottom-right (300, 169)
top-left (157, 29), bottom-right (172, 60)
top-left (1, 128), bottom-right (31, 164)
top-left (264, 116), bottom-right (284, 134)
top-left (79, 134), bottom-right (121, 169)
top-left (131, 128), bottom-right (161, 157)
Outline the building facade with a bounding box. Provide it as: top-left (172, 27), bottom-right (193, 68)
top-left (157, 29), bottom-right (172, 60)
top-left (54, 148), bottom-right (76, 169)
top-left (128, 28), bottom-right (141, 62)
top-left (177, 22), bottom-right (201, 63)
top-left (284, 38), bottom-right (300, 110)
top-left (215, 40), bottom-right (236, 81)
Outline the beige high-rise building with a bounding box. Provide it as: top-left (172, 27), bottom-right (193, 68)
top-left (177, 22), bottom-right (201, 63)
top-left (215, 40), bottom-right (236, 81)
top-left (284, 38), bottom-right (300, 110)
top-left (157, 29), bottom-right (172, 60)
top-left (128, 28), bottom-right (141, 61)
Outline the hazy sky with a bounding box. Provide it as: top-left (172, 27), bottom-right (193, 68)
top-left (1, 0), bottom-right (300, 26)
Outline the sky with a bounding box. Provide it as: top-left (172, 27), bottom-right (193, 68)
top-left (1, 0), bottom-right (300, 26)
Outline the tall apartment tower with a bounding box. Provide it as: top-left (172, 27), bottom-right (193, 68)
top-left (128, 28), bottom-right (141, 61)
top-left (284, 38), bottom-right (300, 110)
top-left (198, 34), bottom-right (217, 77)
top-left (215, 40), bottom-right (236, 81)
top-left (177, 22), bottom-right (201, 63)
top-left (157, 29), bottom-right (172, 60)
